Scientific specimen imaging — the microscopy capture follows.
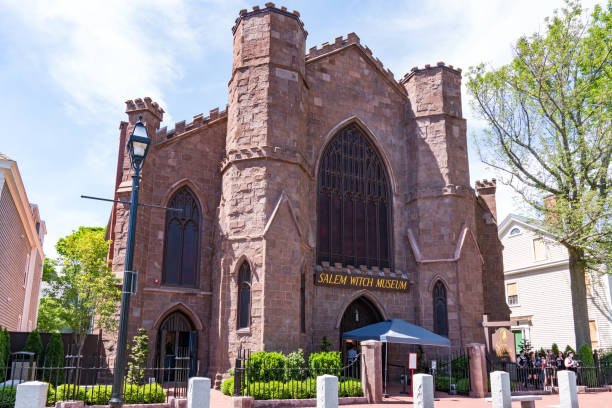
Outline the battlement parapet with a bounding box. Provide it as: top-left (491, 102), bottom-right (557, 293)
top-left (125, 97), bottom-right (164, 121)
top-left (475, 178), bottom-right (497, 191)
top-left (305, 33), bottom-right (400, 88)
top-left (400, 61), bottom-right (462, 84)
top-left (406, 184), bottom-right (474, 203)
top-left (232, 3), bottom-right (307, 35)
top-left (155, 105), bottom-right (228, 144)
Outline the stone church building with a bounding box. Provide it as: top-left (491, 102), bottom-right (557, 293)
top-left (107, 4), bottom-right (509, 382)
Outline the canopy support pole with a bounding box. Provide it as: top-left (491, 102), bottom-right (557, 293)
top-left (448, 346), bottom-right (452, 393)
top-left (384, 341), bottom-right (388, 397)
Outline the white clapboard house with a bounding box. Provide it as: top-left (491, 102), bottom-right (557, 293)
top-left (498, 214), bottom-right (612, 353)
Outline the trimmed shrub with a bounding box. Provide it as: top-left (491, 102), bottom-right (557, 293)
top-left (247, 381), bottom-right (291, 400)
top-left (552, 343), bottom-right (560, 356)
top-left (456, 378), bottom-right (470, 395)
top-left (83, 383), bottom-right (165, 405)
top-left (42, 333), bottom-right (65, 385)
top-left (45, 383), bottom-right (56, 406)
top-left (577, 344), bottom-right (594, 366)
top-left (24, 330), bottom-right (43, 362)
top-left (248, 351), bottom-right (287, 381)
top-left (137, 383), bottom-right (165, 404)
top-left (435, 376), bottom-right (457, 392)
top-left (285, 349), bottom-right (305, 381)
top-left (308, 351), bottom-right (341, 376)
top-left (565, 345), bottom-right (576, 355)
top-left (221, 377), bottom-right (234, 396)
top-left (127, 328), bottom-right (150, 385)
top-left (338, 379), bottom-right (363, 397)
top-left (0, 386), bottom-right (16, 408)
top-left (55, 384), bottom-right (86, 402)
top-left (284, 379), bottom-right (316, 399)
top-left (86, 385), bottom-right (113, 404)
top-left (451, 356), bottom-right (469, 378)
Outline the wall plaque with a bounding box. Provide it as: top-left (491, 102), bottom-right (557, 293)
top-left (314, 270), bottom-right (410, 293)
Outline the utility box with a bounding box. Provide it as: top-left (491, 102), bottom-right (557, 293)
top-left (11, 351), bottom-right (36, 382)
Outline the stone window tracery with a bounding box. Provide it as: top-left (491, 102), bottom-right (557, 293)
top-left (317, 123), bottom-right (392, 269)
top-left (238, 261), bottom-right (251, 329)
top-left (433, 281), bottom-right (448, 337)
top-left (162, 187), bottom-right (200, 286)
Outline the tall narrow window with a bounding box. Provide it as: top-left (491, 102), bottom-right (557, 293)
top-left (506, 282), bottom-right (519, 305)
top-left (433, 281), bottom-right (448, 337)
top-left (238, 261), bottom-right (251, 329)
top-left (300, 271), bottom-right (306, 333)
top-left (162, 187), bottom-right (201, 286)
top-left (533, 238), bottom-right (546, 261)
top-left (317, 123), bottom-right (392, 268)
top-left (589, 320), bottom-right (599, 349)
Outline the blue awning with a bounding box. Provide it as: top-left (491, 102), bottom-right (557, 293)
top-left (342, 318), bottom-right (451, 347)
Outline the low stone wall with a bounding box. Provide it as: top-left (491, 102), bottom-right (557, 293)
top-left (251, 396), bottom-right (367, 407)
top-left (56, 399), bottom-right (186, 408)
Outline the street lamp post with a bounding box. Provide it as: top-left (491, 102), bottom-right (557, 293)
top-left (109, 117), bottom-right (151, 408)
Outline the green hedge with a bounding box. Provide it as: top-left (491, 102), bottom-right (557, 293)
top-left (0, 386), bottom-right (16, 408)
top-left (308, 352), bottom-right (341, 376)
top-left (221, 378), bottom-right (234, 396)
top-left (54, 384), bottom-right (86, 402)
top-left (456, 378), bottom-right (470, 395)
top-left (223, 378), bottom-right (361, 400)
top-left (248, 351), bottom-right (287, 381)
top-left (83, 383), bottom-right (166, 405)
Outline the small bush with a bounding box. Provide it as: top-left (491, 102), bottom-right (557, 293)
top-left (86, 385), bottom-right (112, 404)
top-left (451, 356), bottom-right (469, 378)
top-left (284, 379), bottom-right (315, 399)
top-left (137, 383), bottom-right (165, 404)
top-left (338, 379), bottom-right (362, 397)
top-left (552, 343), bottom-right (560, 356)
top-left (55, 384), bottom-right (86, 402)
top-left (248, 351), bottom-right (287, 381)
top-left (435, 376), bottom-right (458, 392)
top-left (456, 378), bottom-right (470, 395)
top-left (308, 351), bottom-right (341, 376)
top-left (221, 377), bottom-right (234, 396)
top-left (247, 381), bottom-right (291, 400)
top-left (42, 333), bottom-right (65, 385)
top-left (285, 349), bottom-right (305, 380)
top-left (83, 383), bottom-right (165, 404)
top-left (565, 345), bottom-right (576, 355)
top-left (577, 344), bottom-right (594, 366)
top-left (24, 330), bottom-right (43, 362)
top-left (0, 386), bottom-right (16, 408)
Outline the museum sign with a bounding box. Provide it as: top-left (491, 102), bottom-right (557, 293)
top-left (314, 270), bottom-right (410, 293)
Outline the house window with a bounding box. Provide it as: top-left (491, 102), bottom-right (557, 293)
top-left (433, 281), bottom-right (448, 337)
top-left (585, 272), bottom-right (592, 297)
top-left (317, 123), bottom-right (393, 269)
top-left (510, 227), bottom-right (520, 236)
top-left (162, 187), bottom-right (201, 286)
top-left (589, 320), bottom-right (599, 349)
top-left (507, 282), bottom-right (518, 305)
top-left (533, 238), bottom-right (546, 261)
top-left (238, 261), bottom-right (251, 329)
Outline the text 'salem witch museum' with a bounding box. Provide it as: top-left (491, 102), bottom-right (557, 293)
top-left (106, 4), bottom-right (510, 384)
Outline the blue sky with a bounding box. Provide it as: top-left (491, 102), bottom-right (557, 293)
top-left (0, 0), bottom-right (603, 258)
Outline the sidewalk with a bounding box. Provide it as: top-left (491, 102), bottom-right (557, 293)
top-left (210, 388), bottom-right (612, 407)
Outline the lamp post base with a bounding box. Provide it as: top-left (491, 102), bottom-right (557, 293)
top-left (109, 397), bottom-right (124, 408)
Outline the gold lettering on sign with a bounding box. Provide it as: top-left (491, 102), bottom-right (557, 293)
top-left (315, 271), bottom-right (409, 293)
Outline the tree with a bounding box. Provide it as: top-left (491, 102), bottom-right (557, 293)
top-left (36, 297), bottom-right (67, 333)
top-left (40, 227), bottom-right (120, 359)
top-left (24, 330), bottom-right (43, 362)
top-left (126, 328), bottom-right (150, 384)
top-left (43, 333), bottom-right (65, 385)
top-left (467, 0), bottom-right (611, 347)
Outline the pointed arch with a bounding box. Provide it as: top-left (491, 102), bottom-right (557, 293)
top-left (432, 280), bottom-right (449, 337)
top-left (162, 178), bottom-right (210, 216)
top-left (162, 186), bottom-right (201, 286)
top-left (334, 290), bottom-right (388, 329)
top-left (152, 301), bottom-right (204, 331)
top-left (316, 120), bottom-right (394, 268)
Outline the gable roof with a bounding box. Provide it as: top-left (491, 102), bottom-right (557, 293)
top-left (498, 213), bottom-right (552, 239)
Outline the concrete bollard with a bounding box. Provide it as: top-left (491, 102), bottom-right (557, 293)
top-left (413, 374), bottom-right (434, 408)
top-left (317, 374), bottom-right (338, 408)
top-left (15, 381), bottom-right (47, 408)
top-left (187, 377), bottom-right (211, 408)
top-left (558, 370), bottom-right (579, 408)
top-left (490, 371), bottom-right (511, 408)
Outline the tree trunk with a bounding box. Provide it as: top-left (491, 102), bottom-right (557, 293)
top-left (568, 246), bottom-right (591, 349)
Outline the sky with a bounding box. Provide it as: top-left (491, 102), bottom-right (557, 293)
top-left (0, 0), bottom-right (603, 258)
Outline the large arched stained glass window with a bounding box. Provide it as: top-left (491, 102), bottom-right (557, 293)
top-left (163, 187), bottom-right (201, 286)
top-left (238, 262), bottom-right (251, 329)
top-left (317, 123), bottom-right (392, 268)
top-left (433, 281), bottom-right (448, 337)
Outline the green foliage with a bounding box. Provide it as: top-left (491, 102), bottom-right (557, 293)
top-left (283, 379), bottom-right (316, 399)
top-left (37, 297), bottom-right (67, 333)
top-left (538, 348), bottom-right (547, 357)
top-left (45, 383), bottom-right (56, 407)
top-left (242, 379), bottom-right (361, 400)
top-left (552, 343), bottom-right (560, 356)
top-left (320, 336), bottom-right (333, 352)
top-left (519, 339), bottom-right (533, 354)
top-left (308, 351), bottom-right (341, 376)
top-left (456, 378), bottom-right (470, 395)
top-left (221, 377), bottom-right (234, 396)
top-left (338, 379), bottom-right (363, 397)
top-left (285, 349), bottom-right (305, 380)
top-left (466, 0), bottom-right (612, 347)
top-left (451, 356), bottom-right (469, 377)
top-left (127, 328), bottom-right (150, 384)
top-left (54, 384), bottom-right (86, 402)
top-left (416, 345), bottom-right (428, 373)
top-left (248, 351), bottom-right (287, 381)
top-left (42, 333), bottom-right (65, 385)
top-left (85, 385), bottom-right (113, 405)
top-left (83, 383), bottom-right (165, 404)
top-left (24, 330), bottom-right (43, 361)
top-left (0, 386), bottom-right (16, 408)
top-left (600, 352), bottom-right (612, 364)
top-left (578, 343), bottom-right (595, 366)
top-left (39, 227), bottom-right (120, 356)
top-left (435, 376), bottom-right (457, 392)
top-left (0, 328), bottom-right (9, 381)
top-left (565, 345), bottom-right (576, 355)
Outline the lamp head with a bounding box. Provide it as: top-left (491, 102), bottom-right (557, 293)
top-left (127, 116), bottom-right (151, 168)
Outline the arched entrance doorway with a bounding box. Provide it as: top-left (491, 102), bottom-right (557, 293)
top-left (156, 311), bottom-right (197, 380)
top-left (339, 296), bottom-right (384, 360)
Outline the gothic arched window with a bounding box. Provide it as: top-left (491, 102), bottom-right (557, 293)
top-left (433, 281), bottom-right (448, 337)
top-left (238, 261), bottom-right (251, 329)
top-left (162, 187), bottom-right (201, 286)
top-left (317, 123), bottom-right (392, 268)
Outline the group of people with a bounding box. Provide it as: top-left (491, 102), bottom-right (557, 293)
top-left (516, 349), bottom-right (580, 388)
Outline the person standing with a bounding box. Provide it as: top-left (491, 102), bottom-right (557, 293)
top-left (565, 351), bottom-right (579, 373)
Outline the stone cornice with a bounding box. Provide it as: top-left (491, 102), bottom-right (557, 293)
top-left (315, 262), bottom-right (413, 284)
top-left (142, 286), bottom-right (212, 296)
top-left (406, 184), bottom-right (474, 203)
top-left (220, 145), bottom-right (313, 178)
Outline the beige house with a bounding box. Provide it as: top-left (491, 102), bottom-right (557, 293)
top-left (499, 214), bottom-right (612, 353)
top-left (0, 153), bottom-right (46, 332)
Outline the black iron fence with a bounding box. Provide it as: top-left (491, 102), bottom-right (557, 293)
top-left (0, 355), bottom-right (189, 406)
top-left (233, 349), bottom-right (362, 400)
top-left (488, 360), bottom-right (612, 391)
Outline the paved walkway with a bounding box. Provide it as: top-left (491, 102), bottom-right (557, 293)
top-left (210, 388), bottom-right (612, 407)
